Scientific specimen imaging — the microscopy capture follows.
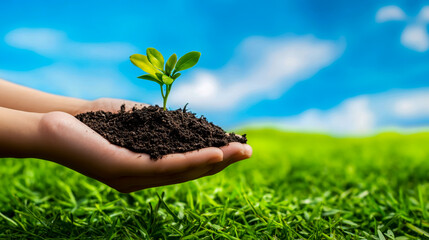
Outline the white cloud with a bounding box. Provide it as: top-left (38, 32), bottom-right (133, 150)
top-left (376, 6), bottom-right (406, 23)
top-left (5, 28), bottom-right (64, 55)
top-left (170, 35), bottom-right (344, 111)
top-left (418, 6), bottom-right (429, 22)
top-left (5, 28), bottom-right (136, 61)
top-left (266, 97), bottom-right (375, 135)
top-left (376, 6), bottom-right (429, 52)
top-left (1, 28), bottom-right (145, 100)
top-left (392, 91), bottom-right (429, 118)
top-left (245, 88), bottom-right (429, 135)
top-left (401, 24), bottom-right (429, 52)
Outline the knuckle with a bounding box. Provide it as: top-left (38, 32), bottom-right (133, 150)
top-left (39, 111), bottom-right (75, 141)
top-left (40, 112), bottom-right (71, 131)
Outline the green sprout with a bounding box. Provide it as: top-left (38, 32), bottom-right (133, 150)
top-left (130, 48), bottom-right (201, 110)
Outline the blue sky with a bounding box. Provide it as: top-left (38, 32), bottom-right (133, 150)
top-left (1, 0), bottom-right (429, 134)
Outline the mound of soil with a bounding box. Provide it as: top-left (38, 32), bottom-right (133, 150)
top-left (75, 105), bottom-right (247, 159)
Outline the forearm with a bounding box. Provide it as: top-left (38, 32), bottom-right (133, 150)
top-left (0, 79), bottom-right (89, 114)
top-left (0, 106), bottom-right (45, 158)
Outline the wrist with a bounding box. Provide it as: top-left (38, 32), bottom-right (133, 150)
top-left (0, 107), bottom-right (45, 158)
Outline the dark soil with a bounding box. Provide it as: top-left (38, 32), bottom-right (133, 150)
top-left (75, 105), bottom-right (247, 160)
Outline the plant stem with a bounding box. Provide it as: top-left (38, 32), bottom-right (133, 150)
top-left (159, 84), bottom-right (173, 111)
top-left (160, 84), bottom-right (167, 110)
top-left (163, 85), bottom-right (172, 111)
top-left (160, 84), bottom-right (165, 98)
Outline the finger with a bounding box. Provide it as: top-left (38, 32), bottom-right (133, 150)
top-left (220, 142), bottom-right (252, 162)
top-left (92, 98), bottom-right (148, 113)
top-left (121, 101), bottom-right (149, 112)
top-left (202, 143), bottom-right (252, 177)
top-left (106, 144), bottom-right (251, 192)
top-left (113, 147), bottom-right (223, 176)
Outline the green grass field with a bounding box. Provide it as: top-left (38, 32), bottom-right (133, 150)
top-left (0, 129), bottom-right (428, 239)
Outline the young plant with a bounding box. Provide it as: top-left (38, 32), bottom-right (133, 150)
top-left (130, 48), bottom-right (200, 110)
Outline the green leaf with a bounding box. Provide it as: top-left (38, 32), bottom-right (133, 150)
top-left (130, 54), bottom-right (160, 76)
top-left (155, 73), bottom-right (164, 82)
top-left (174, 51), bottom-right (200, 72)
top-left (146, 48), bottom-right (164, 70)
top-left (162, 75), bottom-right (174, 85)
top-left (165, 54), bottom-right (177, 76)
top-left (406, 223), bottom-right (429, 238)
top-left (377, 230), bottom-right (386, 240)
top-left (137, 74), bottom-right (162, 85)
top-left (172, 72), bottom-right (181, 79)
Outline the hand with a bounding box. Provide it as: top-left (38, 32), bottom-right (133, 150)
top-left (39, 111), bottom-right (252, 193)
top-left (72, 98), bottom-right (148, 115)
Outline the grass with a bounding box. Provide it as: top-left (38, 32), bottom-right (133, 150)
top-left (0, 129), bottom-right (428, 239)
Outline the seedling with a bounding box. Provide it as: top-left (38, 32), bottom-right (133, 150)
top-left (130, 48), bottom-right (201, 110)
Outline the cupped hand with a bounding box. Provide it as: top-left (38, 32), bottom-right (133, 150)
top-left (39, 111), bottom-right (252, 193)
